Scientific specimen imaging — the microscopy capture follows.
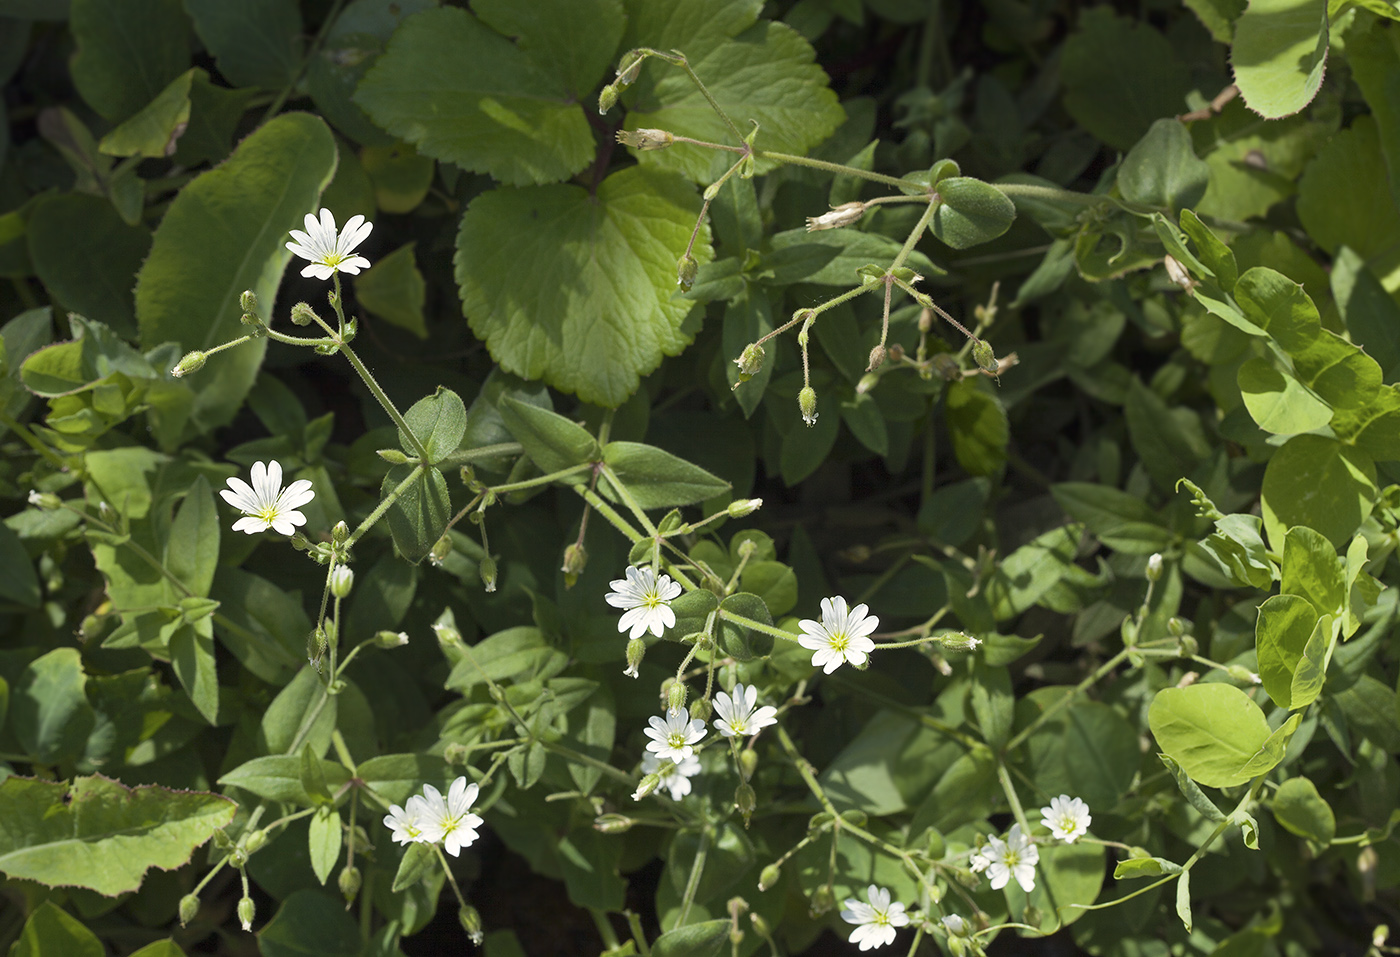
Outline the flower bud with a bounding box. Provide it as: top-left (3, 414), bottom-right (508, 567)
top-left (561, 543), bottom-right (587, 581)
top-left (328, 521), bottom-right (348, 545)
top-left (971, 339), bottom-right (997, 374)
top-left (939, 632), bottom-right (982, 653)
top-left (27, 490), bottom-right (61, 510)
top-left (1164, 255), bottom-right (1194, 290)
top-left (240, 290), bottom-right (259, 313)
top-left (758, 863), bottom-right (781, 891)
top-left (798, 387), bottom-right (818, 427)
top-left (942, 914), bottom-right (968, 937)
top-left (1146, 553), bottom-right (1164, 582)
top-left (1167, 616), bottom-right (1185, 637)
top-left (867, 344), bottom-right (887, 371)
top-left (377, 448), bottom-right (410, 464)
top-left (925, 829), bottom-right (946, 859)
top-left (737, 539), bottom-right (757, 559)
top-left (677, 253), bottom-right (698, 291)
top-left (726, 498), bottom-right (762, 518)
top-left (734, 783), bottom-right (756, 824)
top-left (240, 312), bottom-right (261, 328)
top-left (237, 896), bottom-right (255, 932)
top-left (598, 83), bottom-right (619, 114)
top-left (594, 813), bottom-right (635, 834)
top-left (805, 201), bottom-right (866, 232)
top-left (887, 343), bottom-right (905, 362)
top-left (616, 128), bottom-right (674, 151)
top-left (689, 697), bottom-right (712, 722)
top-left (809, 885), bottom-right (834, 916)
top-left (918, 307), bottom-right (933, 333)
top-left (330, 565), bottom-right (354, 599)
top-left (1177, 633), bottom-right (1199, 656)
top-left (229, 846), bottom-right (249, 869)
top-left (616, 50), bottom-right (644, 86)
top-left (429, 534), bottom-right (453, 567)
top-left (171, 350), bottom-right (207, 378)
top-left (433, 621), bottom-right (462, 648)
top-left (840, 809), bottom-right (868, 827)
top-left (243, 829), bottom-right (268, 854)
top-left (667, 681), bottom-right (688, 714)
top-left (856, 373), bottom-right (880, 395)
top-left (734, 342), bottom-right (765, 380)
top-left (624, 637), bottom-right (645, 678)
top-left (178, 894), bottom-right (199, 926)
top-left (478, 555), bottom-right (497, 593)
top-left (458, 906), bottom-right (484, 946)
top-left (738, 749), bottom-right (758, 782)
top-left (290, 301), bottom-right (317, 326)
top-left (1227, 664), bottom-right (1261, 685)
top-left (338, 865), bottom-right (361, 904)
top-left (750, 913), bottom-right (771, 937)
top-left (632, 772), bottom-right (661, 801)
top-left (374, 629), bottom-right (409, 649)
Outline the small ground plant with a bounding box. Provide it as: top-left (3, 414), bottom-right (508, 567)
top-left (0, 1), bottom-right (1398, 956)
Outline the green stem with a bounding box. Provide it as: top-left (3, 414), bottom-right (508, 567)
top-left (0, 412), bottom-right (66, 467)
top-left (599, 463), bottom-right (659, 537)
top-left (716, 609), bottom-right (799, 645)
top-left (338, 342), bottom-right (431, 462)
top-left (574, 485), bottom-right (644, 543)
top-left (437, 442), bottom-right (525, 468)
top-left (674, 824), bottom-right (712, 930)
top-left (996, 760), bottom-right (1031, 834)
top-left (489, 462), bottom-right (593, 495)
top-left (344, 464), bottom-right (425, 549)
top-left (891, 198), bottom-right (941, 271)
top-left (756, 150), bottom-right (925, 191)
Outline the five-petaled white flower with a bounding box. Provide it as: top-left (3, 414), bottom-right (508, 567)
top-left (1040, 794), bottom-right (1091, 844)
top-left (712, 683), bottom-right (778, 738)
top-left (798, 596), bottom-right (878, 674)
top-left (606, 565), bottom-right (682, 639)
top-left (641, 751), bottom-right (701, 800)
top-left (382, 798), bottom-right (427, 846)
top-left (415, 776), bottom-right (485, 857)
top-left (981, 824), bottom-right (1039, 892)
top-left (643, 710), bottom-right (707, 763)
top-left (840, 885), bottom-right (909, 951)
top-left (286, 208), bottom-right (372, 280)
top-left (220, 460), bottom-right (315, 535)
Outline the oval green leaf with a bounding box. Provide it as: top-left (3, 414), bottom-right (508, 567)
top-left (1147, 683), bottom-right (1272, 788)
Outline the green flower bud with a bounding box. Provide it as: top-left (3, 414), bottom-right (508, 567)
top-left (805, 201), bottom-right (867, 232)
top-left (734, 342), bottom-right (765, 379)
top-left (237, 896), bottom-right (255, 932)
top-left (433, 621), bottom-right (463, 648)
top-left (561, 543), bottom-right (587, 579)
top-left (458, 905), bottom-right (484, 946)
top-left (750, 912), bottom-right (771, 937)
top-left (738, 749), bottom-right (758, 782)
top-left (243, 829), bottom-right (268, 854)
top-left (430, 534), bottom-right (453, 567)
top-left (338, 865), bottom-right (361, 904)
top-left (632, 772), bottom-right (661, 801)
top-left (332, 521), bottom-right (349, 544)
top-left (856, 372), bottom-right (880, 395)
top-left (1146, 552), bottom-right (1164, 582)
top-left (735, 782), bottom-right (756, 824)
top-left (290, 301), bottom-right (318, 326)
top-left (377, 448), bottom-right (410, 464)
top-left (616, 128), bottom-right (674, 151)
top-left (478, 555), bottom-right (497, 593)
top-left (178, 894), bottom-right (200, 926)
top-left (624, 637), bottom-right (645, 678)
top-left (240, 290), bottom-right (259, 313)
top-left (726, 498), bottom-right (762, 518)
top-left (939, 632), bottom-right (982, 653)
top-left (798, 387), bottom-right (818, 427)
top-left (598, 83), bottom-right (619, 114)
top-left (971, 339), bottom-right (998, 374)
top-left (1227, 664), bottom-right (1261, 685)
top-left (229, 846), bottom-right (249, 869)
top-left (330, 565), bottom-right (354, 599)
top-left (667, 681), bottom-right (688, 714)
top-left (809, 885), bottom-right (834, 916)
top-left (840, 809), bottom-right (868, 827)
top-left (689, 697), bottom-right (712, 722)
top-left (867, 344), bottom-right (887, 371)
top-left (925, 828), bottom-right (946, 859)
top-left (27, 490), bottom-right (62, 510)
top-left (930, 353), bottom-right (962, 381)
top-left (942, 914), bottom-right (969, 937)
top-left (758, 863), bottom-right (781, 891)
top-left (594, 813), bottom-right (635, 834)
top-left (375, 629), bottom-right (409, 649)
top-left (677, 252), bottom-right (698, 291)
top-left (171, 350), bottom-right (207, 378)
top-left (616, 50), bottom-right (644, 86)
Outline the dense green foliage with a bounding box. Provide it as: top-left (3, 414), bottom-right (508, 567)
top-left (0, 0), bottom-right (1399, 955)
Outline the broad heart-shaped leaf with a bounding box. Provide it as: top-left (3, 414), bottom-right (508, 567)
top-left (498, 395), bottom-right (599, 479)
top-left (1237, 356), bottom-right (1332, 434)
top-left (98, 67), bottom-right (193, 159)
top-left (399, 387), bottom-right (466, 465)
top-left (27, 192), bottom-right (150, 339)
top-left (0, 774), bottom-right (234, 896)
top-left (601, 442), bottom-right (729, 509)
top-left (1260, 434), bottom-right (1376, 551)
top-left (1231, 0), bottom-right (1329, 120)
top-left (1271, 775), bottom-right (1336, 844)
top-left (11, 901), bottom-right (103, 957)
top-left (1147, 683), bottom-right (1273, 788)
top-left (649, 918), bottom-right (730, 957)
top-left (184, 0), bottom-right (302, 89)
top-left (1060, 6), bottom-right (1192, 150)
top-left (354, 5), bottom-right (598, 186)
top-left (382, 464), bottom-right (450, 565)
top-left (456, 167), bottom-right (712, 408)
top-left (259, 889), bottom-right (363, 957)
top-left (620, 2), bottom-right (843, 183)
top-left (1118, 119), bottom-right (1209, 213)
top-left (1255, 593), bottom-right (1318, 709)
top-left (136, 113), bottom-right (337, 433)
top-left (928, 178), bottom-right (1016, 249)
top-left (69, 0), bottom-right (189, 123)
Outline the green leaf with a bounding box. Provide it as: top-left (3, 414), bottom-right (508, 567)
top-left (602, 442), bottom-right (730, 509)
top-left (1260, 434), bottom-right (1376, 550)
top-left (11, 648), bottom-right (93, 764)
top-left (508, 741), bottom-right (547, 789)
top-left (1271, 775), bottom-right (1336, 844)
top-left (1114, 855), bottom-right (1182, 879)
top-left (69, 0), bottom-right (189, 122)
top-left (986, 524), bottom-right (1081, 620)
top-left (0, 520), bottom-right (40, 607)
top-left (1297, 116), bottom-right (1400, 288)
top-left (128, 941), bottom-right (187, 957)
top-left (1175, 866), bottom-right (1192, 932)
top-left (969, 658), bottom-right (1014, 750)
top-left (166, 475), bottom-right (218, 598)
top-left (1332, 247), bottom-right (1400, 383)
top-left (219, 755), bottom-right (353, 805)
top-left (1051, 482), bottom-right (1174, 554)
top-left (27, 193), bottom-right (150, 339)
top-left (761, 228), bottom-right (939, 286)
top-left (210, 568), bottom-right (307, 686)
top-left (1031, 840), bottom-right (1105, 932)
top-left (308, 805), bottom-right (340, 884)
top-left (839, 391), bottom-right (888, 456)
top-left (1147, 683), bottom-right (1273, 788)
top-left (1333, 674), bottom-right (1400, 752)
top-left (11, 901), bottom-right (102, 957)
top-left (497, 396), bottom-right (599, 478)
top-left (1125, 376), bottom-right (1210, 493)
top-left (620, 1), bottom-right (843, 184)
top-left (928, 178), bottom-right (1016, 249)
top-left (259, 889), bottom-right (362, 957)
top-left (98, 67), bottom-right (194, 159)
top-left (1231, 0), bottom-right (1329, 119)
top-left (1184, 0), bottom-right (1247, 43)
top-left (382, 465), bottom-right (450, 565)
top-left (1332, 383), bottom-right (1400, 462)
top-left (945, 379), bottom-right (1007, 476)
top-left (360, 142), bottom-right (433, 214)
top-left (1022, 699), bottom-right (1141, 812)
top-left (1060, 7), bottom-right (1192, 150)
top-left (0, 775), bottom-right (235, 896)
top-left (135, 112), bottom-right (337, 432)
top-left (170, 624), bottom-right (219, 724)
top-left (261, 665), bottom-right (338, 756)
top-left (779, 399), bottom-right (838, 485)
top-left (444, 626), bottom-right (568, 692)
top-left (1118, 119), bottom-right (1210, 213)
top-left (1255, 593), bottom-right (1319, 709)
top-left (354, 242), bottom-right (427, 339)
top-left (916, 478), bottom-right (988, 547)
top-left (716, 592), bottom-right (774, 661)
top-left (650, 919), bottom-right (730, 957)
top-left (1158, 753), bottom-right (1227, 822)
top-left (1180, 210), bottom-right (1238, 292)
top-left (457, 167), bottom-right (711, 407)
top-left (557, 828), bottom-right (626, 910)
top-left (1347, 15), bottom-right (1400, 203)
top-left (1281, 525), bottom-right (1344, 618)
top-left (474, 0), bottom-right (625, 98)
top-left (355, 5), bottom-right (602, 186)
top-left (400, 387), bottom-right (466, 465)
top-left (358, 753), bottom-right (450, 806)
top-left (392, 842), bottom-right (435, 892)
top-left (184, 0), bottom-right (302, 89)
top-left (173, 71), bottom-right (258, 167)
top-left (741, 561), bottom-right (798, 618)
top-left (1236, 712), bottom-right (1303, 778)
top-left (1237, 357), bottom-right (1333, 435)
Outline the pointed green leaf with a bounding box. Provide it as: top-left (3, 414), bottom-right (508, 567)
top-left (1231, 0), bottom-right (1329, 119)
top-left (400, 387), bottom-right (466, 465)
top-left (1175, 866), bottom-right (1192, 931)
top-left (1180, 209), bottom-right (1238, 291)
top-left (219, 755), bottom-right (353, 806)
top-left (354, 242), bottom-right (427, 339)
top-left (391, 841), bottom-right (436, 892)
top-left (1119, 119), bottom-right (1210, 212)
top-left (1051, 482), bottom-right (1174, 554)
top-left (258, 889), bottom-right (362, 957)
top-left (760, 228), bottom-right (939, 286)
top-left (27, 193), bottom-right (150, 339)
top-left (1256, 594), bottom-right (1318, 709)
top-left (11, 901), bottom-right (103, 957)
top-left (0, 520), bottom-right (40, 607)
top-left (382, 464), bottom-right (450, 565)
top-left (358, 753), bottom-right (450, 806)
top-left (166, 475), bottom-right (218, 598)
top-left (602, 442), bottom-right (730, 509)
top-left (1236, 712), bottom-right (1303, 779)
top-left (308, 805), bottom-right (341, 885)
top-left (170, 623), bottom-right (218, 724)
top-left (650, 918), bottom-right (730, 957)
top-left (98, 68), bottom-right (194, 158)
top-left (1158, 753), bottom-right (1227, 821)
top-left (12, 648), bottom-right (93, 764)
top-left (497, 396), bottom-right (598, 478)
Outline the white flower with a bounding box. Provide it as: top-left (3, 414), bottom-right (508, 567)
top-left (1040, 794), bottom-right (1091, 844)
top-left (840, 885), bottom-right (909, 951)
top-left (798, 596), bottom-right (879, 674)
top-left (969, 849), bottom-right (990, 873)
top-left (982, 824), bottom-right (1039, 892)
top-left (219, 460), bottom-right (315, 535)
top-left (605, 565), bottom-right (682, 639)
top-left (643, 710), bottom-right (707, 763)
top-left (415, 776), bottom-right (485, 857)
top-left (285, 208), bottom-right (373, 280)
top-left (382, 797), bottom-right (428, 846)
top-left (641, 751), bottom-right (701, 800)
top-left (712, 683), bottom-right (778, 738)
